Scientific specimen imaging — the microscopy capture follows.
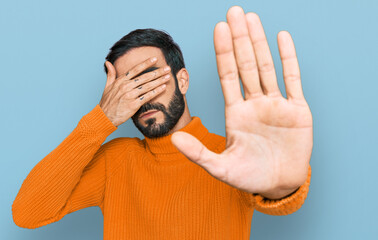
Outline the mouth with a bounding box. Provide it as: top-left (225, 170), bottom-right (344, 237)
top-left (140, 110), bottom-right (159, 119)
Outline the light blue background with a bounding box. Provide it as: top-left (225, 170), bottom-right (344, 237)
top-left (1, 0), bottom-right (377, 239)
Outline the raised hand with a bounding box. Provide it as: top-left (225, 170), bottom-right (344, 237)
top-left (100, 57), bottom-right (170, 127)
top-left (171, 6), bottom-right (313, 199)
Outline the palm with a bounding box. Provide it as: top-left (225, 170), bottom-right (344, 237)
top-left (222, 95), bottom-right (312, 193)
top-left (172, 6), bottom-right (313, 198)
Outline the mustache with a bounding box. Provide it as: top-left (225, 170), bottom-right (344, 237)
top-left (135, 102), bottom-right (166, 118)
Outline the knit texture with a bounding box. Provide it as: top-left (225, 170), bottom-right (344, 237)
top-left (12, 104), bottom-right (312, 239)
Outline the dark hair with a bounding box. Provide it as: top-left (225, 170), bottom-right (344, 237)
top-left (104, 28), bottom-right (185, 83)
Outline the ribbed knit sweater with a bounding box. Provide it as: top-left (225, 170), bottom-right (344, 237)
top-left (12, 104), bottom-right (312, 239)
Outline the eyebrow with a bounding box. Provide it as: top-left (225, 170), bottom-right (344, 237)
top-left (132, 67), bottom-right (160, 79)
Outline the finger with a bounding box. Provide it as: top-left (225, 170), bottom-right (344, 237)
top-left (132, 83), bottom-right (167, 105)
top-left (128, 73), bottom-right (171, 99)
top-left (214, 21), bottom-right (244, 106)
top-left (114, 56), bottom-right (158, 88)
top-left (171, 131), bottom-right (226, 180)
top-left (226, 6), bottom-right (263, 98)
top-left (277, 31), bottom-right (304, 100)
top-left (129, 65), bottom-right (171, 90)
top-left (105, 61), bottom-right (116, 88)
top-left (127, 56), bottom-right (158, 79)
top-left (246, 12), bottom-right (282, 97)
top-left (115, 65), bottom-right (171, 101)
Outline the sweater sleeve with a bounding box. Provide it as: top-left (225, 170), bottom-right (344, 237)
top-left (237, 165), bottom-right (312, 216)
top-left (11, 104), bottom-right (118, 229)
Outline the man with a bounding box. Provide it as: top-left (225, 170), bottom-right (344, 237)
top-left (12, 5), bottom-right (312, 239)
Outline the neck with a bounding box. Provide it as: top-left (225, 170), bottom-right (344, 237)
top-left (143, 115), bottom-right (209, 157)
top-left (142, 98), bottom-right (211, 158)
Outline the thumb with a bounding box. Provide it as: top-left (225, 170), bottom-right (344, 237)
top-left (171, 131), bottom-right (221, 175)
top-left (105, 61), bottom-right (116, 87)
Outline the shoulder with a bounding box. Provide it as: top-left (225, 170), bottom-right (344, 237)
top-left (101, 137), bottom-right (144, 177)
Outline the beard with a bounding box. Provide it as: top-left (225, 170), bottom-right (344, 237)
top-left (131, 80), bottom-right (185, 139)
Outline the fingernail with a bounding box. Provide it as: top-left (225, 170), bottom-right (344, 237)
top-left (164, 66), bottom-right (170, 71)
top-left (151, 57), bottom-right (157, 62)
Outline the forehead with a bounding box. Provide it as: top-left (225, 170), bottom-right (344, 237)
top-left (114, 46), bottom-right (166, 78)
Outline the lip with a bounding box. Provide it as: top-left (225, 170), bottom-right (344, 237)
top-left (140, 110), bottom-right (159, 119)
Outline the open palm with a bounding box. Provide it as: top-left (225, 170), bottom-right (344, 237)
top-left (172, 6), bottom-right (313, 199)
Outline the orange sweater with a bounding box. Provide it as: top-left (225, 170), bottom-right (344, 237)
top-left (12, 104), bottom-right (311, 239)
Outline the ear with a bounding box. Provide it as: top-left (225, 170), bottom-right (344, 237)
top-left (175, 68), bottom-right (189, 94)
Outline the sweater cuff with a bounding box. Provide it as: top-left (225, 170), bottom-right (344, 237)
top-left (251, 165), bottom-right (312, 215)
top-left (76, 104), bottom-right (118, 144)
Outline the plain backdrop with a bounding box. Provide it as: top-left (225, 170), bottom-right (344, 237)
top-left (1, 0), bottom-right (377, 239)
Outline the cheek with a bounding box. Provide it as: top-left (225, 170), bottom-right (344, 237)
top-left (151, 79), bottom-right (176, 103)
top-left (164, 76), bottom-right (177, 93)
top-left (149, 89), bottom-right (169, 104)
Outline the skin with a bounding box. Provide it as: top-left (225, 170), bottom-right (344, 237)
top-left (171, 6), bottom-right (313, 200)
top-left (99, 46), bottom-right (192, 133)
top-left (130, 76), bottom-right (187, 138)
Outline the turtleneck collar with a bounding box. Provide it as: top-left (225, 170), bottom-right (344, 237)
top-left (143, 116), bottom-right (209, 155)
